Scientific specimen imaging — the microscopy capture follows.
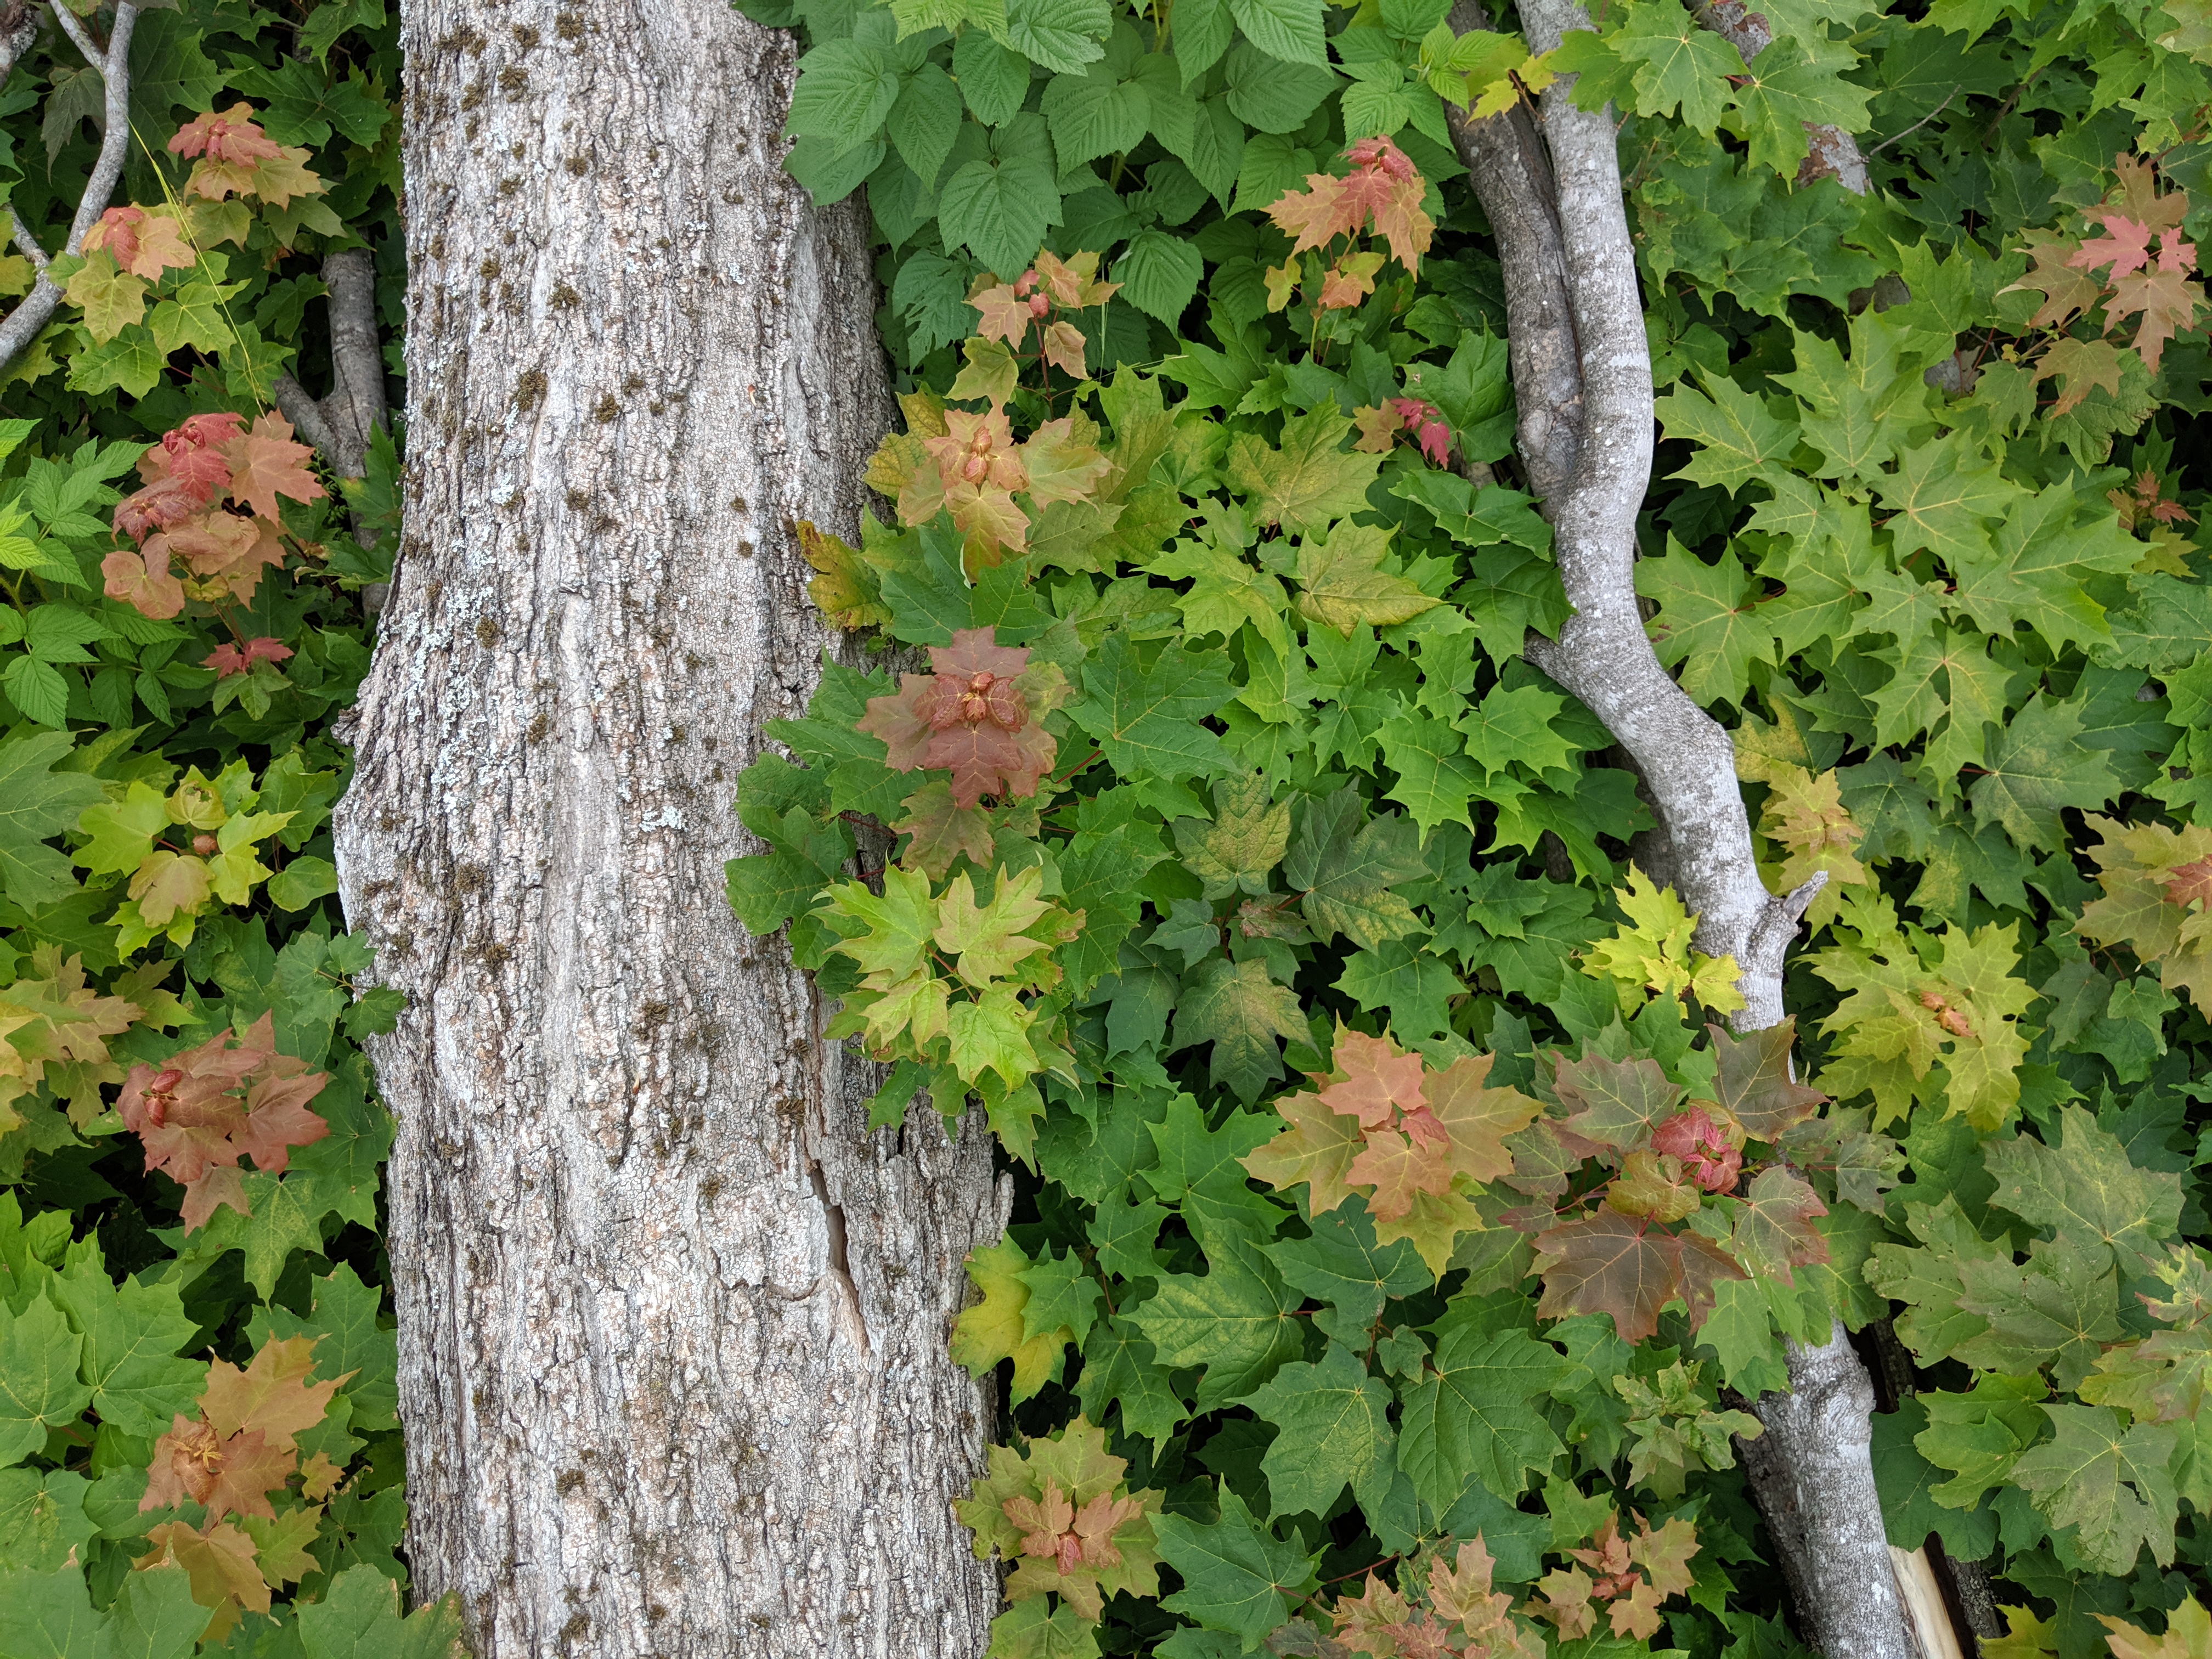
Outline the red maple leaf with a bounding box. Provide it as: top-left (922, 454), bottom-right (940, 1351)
top-left (1266, 136), bottom-right (1435, 274)
top-left (221, 414), bottom-right (326, 520)
top-left (1706, 1018), bottom-right (1824, 1140)
top-left (82, 206), bottom-right (199, 280)
top-left (1648, 1105), bottom-right (1741, 1193)
top-left (2164, 855), bottom-right (2212, 909)
top-left (1319, 1028), bottom-right (1427, 1128)
top-left (141, 1418), bottom-right (295, 1522)
top-left (969, 275), bottom-right (1038, 348)
top-left (2069, 212), bottom-right (2155, 278)
top-left (1551, 1049), bottom-right (1685, 1155)
top-left (101, 547), bottom-right (187, 619)
top-left (114, 475), bottom-right (216, 542)
top-left (168, 104), bottom-right (284, 165)
top-left (2107, 258), bottom-right (2201, 371)
top-left (206, 636), bottom-right (297, 678)
top-left (1388, 398), bottom-right (1452, 467)
top-left (855, 628), bottom-right (1057, 806)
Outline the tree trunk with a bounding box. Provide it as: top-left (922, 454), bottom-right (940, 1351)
top-left (332, 3), bottom-right (1005, 1654)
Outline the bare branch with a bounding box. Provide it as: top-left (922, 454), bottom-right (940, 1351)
top-left (1442, 0), bottom-right (1581, 500)
top-left (320, 247), bottom-right (389, 475)
top-left (10, 211), bottom-right (46, 270)
top-left (1686, 0), bottom-right (1869, 193)
top-left (0, 11), bottom-right (37, 88)
top-left (272, 372), bottom-right (346, 458)
top-left (0, 2), bottom-right (140, 374)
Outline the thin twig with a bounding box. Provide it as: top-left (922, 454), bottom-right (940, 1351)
top-left (1868, 84), bottom-right (1959, 155)
top-left (0, 1), bottom-right (140, 373)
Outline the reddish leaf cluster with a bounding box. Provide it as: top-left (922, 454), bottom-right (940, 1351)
top-left (167, 103), bottom-right (323, 209)
top-left (2165, 855), bottom-right (2212, 910)
top-left (1003, 1478), bottom-right (1144, 1576)
top-left (1243, 1027), bottom-right (1541, 1228)
top-left (970, 249), bottom-right (1119, 379)
top-left (856, 627), bottom-right (1060, 807)
top-left (1528, 1024), bottom-right (1828, 1341)
top-left (1332, 1536), bottom-right (1545, 1658)
top-left (1530, 1512), bottom-right (1700, 1641)
top-left (81, 205), bottom-right (198, 280)
top-left (1266, 134), bottom-right (1436, 275)
top-left (898, 402), bottom-right (1110, 558)
top-left (105, 411), bottom-right (324, 618)
top-left (116, 1013), bottom-right (331, 1229)
top-left (1354, 397), bottom-right (1454, 467)
top-left (206, 636), bottom-right (296, 678)
top-left (2109, 466), bottom-right (2196, 532)
top-left (2009, 154), bottom-right (2203, 411)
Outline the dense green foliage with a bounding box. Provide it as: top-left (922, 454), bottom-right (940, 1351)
top-left (728, 0), bottom-right (2212, 1652)
top-left (0, 0), bottom-right (441, 1651)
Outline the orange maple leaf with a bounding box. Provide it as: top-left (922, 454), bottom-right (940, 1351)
top-left (222, 413), bottom-right (326, 520)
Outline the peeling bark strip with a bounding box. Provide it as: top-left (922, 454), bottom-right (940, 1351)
top-left (333, 2), bottom-right (1003, 1653)
top-left (1448, 3), bottom-right (1913, 1653)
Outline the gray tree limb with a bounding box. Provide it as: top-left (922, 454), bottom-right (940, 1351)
top-left (1447, 2), bottom-right (1915, 1652)
top-left (0, 1), bottom-right (139, 372)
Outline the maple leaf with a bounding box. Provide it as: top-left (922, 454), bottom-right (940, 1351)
top-left (140, 1415), bottom-right (295, 1521)
top-left (1020, 416), bottom-right (1111, 507)
top-left (1423, 1052), bottom-right (1542, 1185)
top-left (934, 864), bottom-right (1068, 985)
top-left (1605, 1150), bottom-right (1703, 1223)
top-left (1758, 765), bottom-right (1867, 922)
top-left (2078, 816), bottom-right (2212, 1017)
top-left (221, 413), bottom-right (325, 519)
top-left (1528, 1565), bottom-right (1596, 1638)
top-left (1649, 1106), bottom-right (1742, 1193)
top-left (1726, 1165), bottom-right (1830, 1284)
top-left (82, 205), bottom-right (199, 280)
top-left (959, 1416), bottom-right (1161, 1618)
top-left (856, 629), bottom-right (1058, 806)
top-left (1551, 1048), bottom-right (1685, 1155)
top-left (2100, 1598), bottom-right (2212, 1659)
top-left (1706, 1019), bottom-right (1825, 1140)
top-left (136, 1518), bottom-right (272, 1632)
top-left (950, 1238), bottom-right (1073, 1403)
top-left (1533, 1209), bottom-right (1744, 1342)
top-left (2069, 212), bottom-right (2156, 278)
top-left (2166, 855), bottom-right (2212, 909)
top-left (1033, 249), bottom-right (1119, 309)
top-left (1040, 320), bottom-right (1087, 379)
top-left (1331, 1572), bottom-right (1413, 1652)
top-left (1267, 136), bottom-right (1435, 274)
top-left (170, 104), bottom-right (285, 165)
top-left (1320, 1026), bottom-right (1427, 1128)
top-left (2107, 257), bottom-right (2201, 371)
top-left (1347, 1127), bottom-right (1455, 1221)
top-left (892, 780), bottom-right (993, 878)
top-left (796, 519), bottom-right (889, 631)
top-left (1319, 250), bottom-right (1387, 310)
top-left (2040, 335), bottom-right (2128, 417)
top-left (202, 1331), bottom-right (348, 1450)
top-left (206, 637), bottom-right (296, 678)
top-left (1243, 1086), bottom-right (1368, 1215)
top-left (969, 274), bottom-right (1038, 347)
top-left (2004, 229), bottom-right (2107, 331)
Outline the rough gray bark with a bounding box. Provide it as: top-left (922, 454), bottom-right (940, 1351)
top-left (1447, 3), bottom-right (1914, 1654)
top-left (0, 1), bottom-right (138, 371)
top-left (331, 2), bottom-right (1004, 1655)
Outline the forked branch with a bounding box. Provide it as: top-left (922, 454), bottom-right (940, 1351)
top-left (0, 0), bottom-right (140, 372)
top-left (1447, 2), bottom-right (1914, 1652)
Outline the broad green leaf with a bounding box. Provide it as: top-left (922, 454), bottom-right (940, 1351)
top-left (1171, 956), bottom-right (1310, 1101)
top-left (1655, 373), bottom-right (1799, 494)
top-left (1155, 1486), bottom-right (1317, 1645)
top-left (1239, 1342), bottom-right (1395, 1514)
top-left (1067, 635), bottom-right (1236, 783)
top-left (1396, 1323), bottom-right (1570, 1506)
top-left (0, 731), bottom-right (108, 909)
top-left (1226, 409), bottom-right (1382, 534)
top-left (0, 1295), bottom-right (94, 1465)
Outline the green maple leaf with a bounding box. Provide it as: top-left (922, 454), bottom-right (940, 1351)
top-left (1953, 1232), bottom-right (2124, 1390)
top-left (1067, 635), bottom-right (1237, 784)
top-left (1284, 786), bottom-right (1426, 950)
top-left (1150, 534), bottom-right (1291, 652)
top-left (821, 864), bottom-right (939, 980)
top-left (0, 731), bottom-right (109, 909)
top-left (1635, 535), bottom-right (1777, 706)
top-left (1017, 1246), bottom-right (1105, 1350)
top-left (1378, 702), bottom-right (1487, 838)
top-left (61, 253), bottom-right (150, 342)
top-left (1968, 693), bottom-right (2120, 853)
top-left (1950, 483), bottom-right (2145, 654)
top-left (1141, 1093), bottom-right (1282, 1205)
top-left (0, 1561), bottom-right (100, 1659)
top-left (1915, 1373), bottom-right (2047, 1508)
top-left (146, 276), bottom-right (245, 356)
top-left (1872, 1398), bottom-right (2000, 1561)
top-left (946, 985), bottom-right (1038, 1086)
top-left (1077, 1316), bottom-right (1188, 1450)
top-left (1171, 955), bottom-right (1309, 1101)
top-left (1130, 1222), bottom-right (1303, 1408)
top-left (1453, 682), bottom-right (1573, 782)
top-left (1239, 1342), bottom-right (1396, 1515)
top-left (935, 864), bottom-right (1060, 985)
top-left (101, 1568), bottom-right (209, 1659)
top-left (1172, 773), bottom-right (1293, 899)
top-left (1155, 1485), bottom-right (1317, 1646)
top-left (1294, 521), bottom-right (1440, 635)
top-left (1868, 619), bottom-right (2016, 756)
top-left (1273, 1201), bottom-right (1431, 1339)
top-left (1224, 408), bottom-right (1382, 535)
top-left (1724, 42), bottom-right (1875, 178)
top-left (1054, 822), bottom-right (1166, 996)
top-left (298, 1564), bottom-right (469, 1659)
top-left (1982, 1105), bottom-right (2183, 1273)
top-left (0, 1294), bottom-right (94, 1464)
top-left (43, 1256), bottom-right (204, 1438)
top-left (1776, 313), bottom-right (1926, 484)
top-left (1612, 0), bottom-right (1742, 127)
top-left (1874, 431), bottom-right (2011, 569)
top-left (187, 1170), bottom-right (339, 1296)
top-left (952, 1238), bottom-right (1071, 1403)
top-left (1654, 373), bottom-right (1799, 495)
top-left (2012, 1404), bottom-right (2179, 1576)
top-left (1397, 1322), bottom-right (1570, 1506)
top-left (1864, 1196), bottom-right (2011, 1364)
